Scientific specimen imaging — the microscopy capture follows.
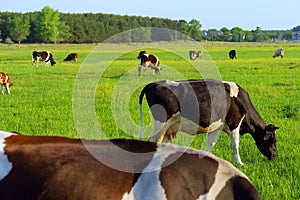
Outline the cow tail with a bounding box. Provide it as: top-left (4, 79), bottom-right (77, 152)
top-left (139, 87), bottom-right (145, 140)
top-left (138, 84), bottom-right (150, 140)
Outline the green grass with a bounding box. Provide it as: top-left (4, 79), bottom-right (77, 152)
top-left (0, 41), bottom-right (299, 199)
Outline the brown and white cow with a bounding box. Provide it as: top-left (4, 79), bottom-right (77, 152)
top-left (64, 53), bottom-right (78, 62)
top-left (0, 72), bottom-right (12, 95)
top-left (273, 48), bottom-right (284, 58)
top-left (189, 50), bottom-right (202, 60)
top-left (137, 50), bottom-right (160, 76)
top-left (32, 51), bottom-right (56, 67)
top-left (0, 131), bottom-right (261, 200)
top-left (139, 79), bottom-right (279, 166)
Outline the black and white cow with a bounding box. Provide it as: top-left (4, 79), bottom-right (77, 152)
top-left (273, 48), bottom-right (284, 58)
top-left (139, 79), bottom-right (279, 166)
top-left (32, 51), bottom-right (56, 67)
top-left (137, 50), bottom-right (160, 76)
top-left (0, 131), bottom-right (261, 199)
top-left (189, 50), bottom-right (202, 60)
top-left (229, 50), bottom-right (237, 59)
top-left (0, 72), bottom-right (12, 95)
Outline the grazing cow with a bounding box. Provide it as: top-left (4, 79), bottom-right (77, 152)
top-left (189, 50), bottom-right (202, 60)
top-left (137, 50), bottom-right (160, 76)
top-left (64, 53), bottom-right (78, 62)
top-left (139, 79), bottom-right (279, 166)
top-left (229, 50), bottom-right (237, 59)
top-left (0, 72), bottom-right (12, 95)
top-left (32, 51), bottom-right (56, 67)
top-left (0, 131), bottom-right (261, 200)
top-left (273, 48), bottom-right (284, 58)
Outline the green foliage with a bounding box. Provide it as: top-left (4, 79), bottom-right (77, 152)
top-left (7, 16), bottom-right (30, 44)
top-left (188, 19), bottom-right (202, 40)
top-left (34, 6), bottom-right (70, 43)
top-left (4, 37), bottom-right (14, 44)
top-left (0, 9), bottom-right (293, 43)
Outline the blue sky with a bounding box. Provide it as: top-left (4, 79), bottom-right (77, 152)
top-left (1, 0), bottom-right (299, 30)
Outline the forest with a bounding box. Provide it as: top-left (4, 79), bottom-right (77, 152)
top-left (0, 6), bottom-right (293, 44)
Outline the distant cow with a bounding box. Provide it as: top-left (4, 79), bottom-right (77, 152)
top-left (139, 79), bottom-right (279, 166)
top-left (32, 51), bottom-right (56, 67)
top-left (189, 50), bottom-right (202, 60)
top-left (273, 48), bottom-right (284, 58)
top-left (137, 50), bottom-right (160, 76)
top-left (229, 50), bottom-right (237, 59)
top-left (64, 53), bottom-right (78, 62)
top-left (0, 72), bottom-right (12, 95)
top-left (0, 131), bottom-right (261, 200)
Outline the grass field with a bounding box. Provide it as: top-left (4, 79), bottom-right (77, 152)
top-left (0, 41), bottom-right (299, 199)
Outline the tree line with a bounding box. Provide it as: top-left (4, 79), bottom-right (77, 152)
top-left (0, 6), bottom-right (292, 44)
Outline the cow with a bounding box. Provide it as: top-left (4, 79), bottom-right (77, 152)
top-left (139, 79), bottom-right (279, 166)
top-left (189, 50), bottom-right (202, 60)
top-left (137, 50), bottom-right (160, 76)
top-left (0, 131), bottom-right (261, 200)
top-left (32, 51), bottom-right (56, 67)
top-left (64, 53), bottom-right (78, 62)
top-left (229, 50), bottom-right (237, 59)
top-left (0, 72), bottom-right (12, 95)
top-left (273, 48), bottom-right (284, 58)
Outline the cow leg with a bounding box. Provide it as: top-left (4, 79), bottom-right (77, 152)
top-left (143, 66), bottom-right (147, 76)
top-left (5, 84), bottom-right (10, 95)
top-left (138, 65), bottom-right (142, 76)
top-left (230, 130), bottom-right (243, 166)
top-left (152, 68), bottom-right (155, 76)
top-left (207, 131), bottom-right (219, 152)
top-left (1, 85), bottom-right (4, 95)
top-left (229, 116), bottom-right (245, 166)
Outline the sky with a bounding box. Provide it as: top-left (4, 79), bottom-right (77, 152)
top-left (0, 0), bottom-right (299, 30)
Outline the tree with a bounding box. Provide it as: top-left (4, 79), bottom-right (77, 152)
top-left (7, 16), bottom-right (30, 44)
top-left (231, 27), bottom-right (245, 42)
top-left (220, 27), bottom-right (231, 41)
top-left (35, 6), bottom-right (70, 43)
top-left (177, 20), bottom-right (189, 36)
top-left (188, 19), bottom-right (202, 40)
top-left (207, 28), bottom-right (219, 41)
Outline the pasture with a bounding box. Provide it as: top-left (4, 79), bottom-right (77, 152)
top-left (0, 41), bottom-right (299, 199)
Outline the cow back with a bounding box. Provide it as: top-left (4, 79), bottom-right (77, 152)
top-left (0, 132), bottom-right (261, 200)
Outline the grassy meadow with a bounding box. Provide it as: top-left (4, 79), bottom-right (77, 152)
top-left (0, 41), bottom-right (299, 199)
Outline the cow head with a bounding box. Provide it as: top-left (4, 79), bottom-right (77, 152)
top-left (256, 124), bottom-right (279, 160)
top-left (50, 60), bottom-right (56, 66)
top-left (137, 51), bottom-right (146, 59)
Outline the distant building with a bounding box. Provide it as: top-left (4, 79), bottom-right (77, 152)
top-left (292, 26), bottom-right (300, 41)
top-left (201, 31), bottom-right (207, 36)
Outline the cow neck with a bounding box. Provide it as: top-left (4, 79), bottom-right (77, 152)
top-left (246, 108), bottom-right (266, 140)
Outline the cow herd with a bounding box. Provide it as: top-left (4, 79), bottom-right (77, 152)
top-left (0, 46), bottom-right (283, 200)
top-left (0, 51), bottom-right (78, 95)
top-left (137, 48), bottom-right (284, 76)
top-left (32, 51), bottom-right (78, 67)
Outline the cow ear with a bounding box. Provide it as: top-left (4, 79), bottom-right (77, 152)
top-left (266, 124), bottom-right (279, 131)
